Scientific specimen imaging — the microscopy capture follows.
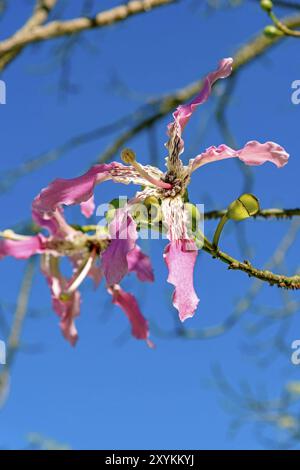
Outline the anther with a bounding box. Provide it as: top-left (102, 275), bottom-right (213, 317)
top-left (121, 148), bottom-right (172, 190)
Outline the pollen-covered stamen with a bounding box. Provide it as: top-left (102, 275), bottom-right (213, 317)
top-left (121, 148), bottom-right (172, 190)
top-left (62, 249), bottom-right (97, 297)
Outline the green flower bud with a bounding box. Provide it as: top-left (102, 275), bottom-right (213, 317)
top-left (227, 194), bottom-right (260, 221)
top-left (264, 25), bottom-right (283, 38)
top-left (144, 196), bottom-right (161, 224)
top-left (185, 203), bottom-right (201, 234)
top-left (260, 0), bottom-right (273, 12)
top-left (144, 196), bottom-right (160, 208)
top-left (105, 198), bottom-right (126, 223)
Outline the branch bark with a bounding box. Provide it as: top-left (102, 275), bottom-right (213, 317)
top-left (0, 0), bottom-right (177, 71)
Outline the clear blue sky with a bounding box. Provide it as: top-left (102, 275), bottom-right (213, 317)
top-left (0, 0), bottom-right (299, 450)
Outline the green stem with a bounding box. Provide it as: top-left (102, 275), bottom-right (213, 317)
top-left (269, 10), bottom-right (300, 36)
top-left (212, 214), bottom-right (228, 249)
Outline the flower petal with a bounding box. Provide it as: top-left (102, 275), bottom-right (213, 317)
top-left (0, 234), bottom-right (45, 260)
top-left (41, 254), bottom-right (80, 346)
top-left (109, 285), bottom-right (150, 342)
top-left (53, 291), bottom-right (80, 347)
top-left (190, 141), bottom-right (289, 172)
top-left (164, 240), bottom-right (199, 322)
top-left (80, 195), bottom-right (95, 218)
top-left (127, 246), bottom-right (154, 282)
top-left (172, 58), bottom-right (233, 133)
top-left (102, 209), bottom-right (137, 285)
top-left (165, 58), bottom-right (233, 170)
top-left (32, 163), bottom-right (118, 218)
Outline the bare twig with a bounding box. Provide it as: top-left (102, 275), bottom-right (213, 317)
top-left (0, 0), bottom-right (58, 71)
top-left (0, 0), bottom-right (178, 71)
top-left (0, 259), bottom-right (36, 405)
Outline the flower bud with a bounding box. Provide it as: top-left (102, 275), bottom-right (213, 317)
top-left (184, 203), bottom-right (201, 234)
top-left (144, 196), bottom-right (161, 224)
top-left (260, 0), bottom-right (273, 12)
top-left (264, 25), bottom-right (283, 38)
top-left (105, 198), bottom-right (121, 223)
top-left (227, 194), bottom-right (260, 221)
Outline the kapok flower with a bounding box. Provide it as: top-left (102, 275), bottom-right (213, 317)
top-left (0, 183), bottom-right (154, 346)
top-left (117, 58), bottom-right (289, 321)
top-left (0, 58), bottom-right (289, 344)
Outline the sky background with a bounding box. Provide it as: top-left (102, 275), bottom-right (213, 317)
top-left (0, 0), bottom-right (300, 450)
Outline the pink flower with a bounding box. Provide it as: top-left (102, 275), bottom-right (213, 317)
top-left (115, 58), bottom-right (289, 322)
top-left (1, 167), bottom-right (154, 346)
top-left (0, 58), bottom-right (289, 345)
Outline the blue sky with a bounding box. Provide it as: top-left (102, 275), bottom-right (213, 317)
top-left (0, 0), bottom-right (299, 449)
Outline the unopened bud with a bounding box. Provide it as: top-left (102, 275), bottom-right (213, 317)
top-left (260, 0), bottom-right (273, 12)
top-left (185, 203), bottom-right (201, 234)
top-left (264, 25), bottom-right (283, 38)
top-left (227, 194), bottom-right (260, 221)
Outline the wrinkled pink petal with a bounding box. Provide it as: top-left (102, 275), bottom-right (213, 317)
top-left (41, 255), bottom-right (81, 346)
top-left (80, 195), bottom-right (95, 218)
top-left (127, 246), bottom-right (154, 282)
top-left (172, 58), bottom-right (233, 133)
top-left (191, 141), bottom-right (289, 171)
top-left (32, 205), bottom-right (78, 238)
top-left (32, 163), bottom-right (119, 218)
top-left (53, 291), bottom-right (80, 347)
top-left (0, 234), bottom-right (45, 260)
top-left (164, 240), bottom-right (199, 322)
top-left (165, 58), bottom-right (233, 166)
top-left (109, 285), bottom-right (150, 342)
top-left (102, 209), bottom-right (137, 285)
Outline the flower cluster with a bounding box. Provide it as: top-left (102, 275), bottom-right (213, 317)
top-left (0, 58), bottom-right (289, 346)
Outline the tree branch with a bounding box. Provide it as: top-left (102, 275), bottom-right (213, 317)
top-left (204, 208), bottom-right (300, 220)
top-left (203, 235), bottom-right (300, 290)
top-left (0, 258), bottom-right (35, 405)
top-left (0, 0), bottom-right (58, 71)
top-left (0, 0), bottom-right (177, 71)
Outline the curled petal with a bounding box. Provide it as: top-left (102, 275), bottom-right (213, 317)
top-left (32, 206), bottom-right (78, 238)
top-left (32, 163), bottom-right (119, 217)
top-left (102, 210), bottom-right (137, 286)
top-left (53, 291), bottom-right (80, 347)
top-left (172, 58), bottom-right (233, 133)
top-left (166, 58), bottom-right (233, 172)
top-left (0, 234), bottom-right (45, 260)
top-left (127, 246), bottom-right (154, 282)
top-left (164, 240), bottom-right (199, 322)
top-left (80, 195), bottom-right (95, 218)
top-left (190, 141), bottom-right (289, 172)
top-left (109, 285), bottom-right (151, 343)
top-left (41, 254), bottom-right (81, 346)
top-left (32, 207), bottom-right (61, 234)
